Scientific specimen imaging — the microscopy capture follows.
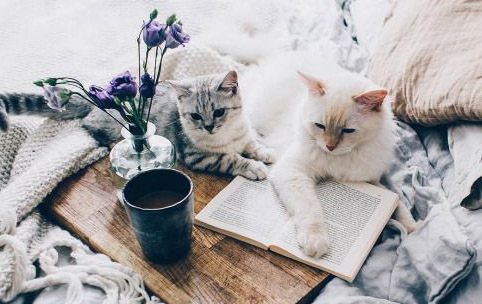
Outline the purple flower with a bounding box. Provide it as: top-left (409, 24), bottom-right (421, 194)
top-left (165, 24), bottom-right (190, 49)
top-left (43, 86), bottom-right (70, 111)
top-left (107, 71), bottom-right (138, 100)
top-left (142, 21), bottom-right (167, 47)
top-left (88, 85), bottom-right (127, 118)
top-left (139, 73), bottom-right (156, 99)
top-left (88, 86), bottom-right (115, 109)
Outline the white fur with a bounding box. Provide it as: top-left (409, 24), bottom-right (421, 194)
top-left (194, 2), bottom-right (287, 65)
top-left (202, 6), bottom-right (417, 256)
top-left (240, 51), bottom-right (398, 257)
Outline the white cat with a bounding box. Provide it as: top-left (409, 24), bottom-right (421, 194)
top-left (200, 5), bottom-right (417, 256)
top-left (239, 51), bottom-right (416, 257)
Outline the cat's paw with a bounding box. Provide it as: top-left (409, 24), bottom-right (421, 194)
top-left (238, 160), bottom-right (268, 180)
top-left (296, 221), bottom-right (330, 258)
top-left (254, 147), bottom-right (277, 164)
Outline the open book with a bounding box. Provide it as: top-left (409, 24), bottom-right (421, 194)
top-left (194, 177), bottom-right (398, 282)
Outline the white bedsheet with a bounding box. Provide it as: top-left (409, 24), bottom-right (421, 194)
top-left (0, 0), bottom-right (388, 94)
top-left (0, 0), bottom-right (393, 302)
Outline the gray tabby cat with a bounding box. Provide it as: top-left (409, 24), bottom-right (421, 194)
top-left (0, 71), bottom-right (275, 180)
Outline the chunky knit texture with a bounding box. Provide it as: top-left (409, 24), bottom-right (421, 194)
top-left (0, 45), bottom-right (242, 303)
top-left (0, 116), bottom-right (162, 303)
top-left (0, 0), bottom-right (369, 301)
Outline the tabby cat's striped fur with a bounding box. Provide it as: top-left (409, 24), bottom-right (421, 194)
top-left (0, 71), bottom-right (275, 180)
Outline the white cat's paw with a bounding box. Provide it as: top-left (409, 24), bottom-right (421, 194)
top-left (296, 222), bottom-right (330, 258)
top-left (239, 160), bottom-right (268, 180)
top-left (256, 147), bottom-right (277, 164)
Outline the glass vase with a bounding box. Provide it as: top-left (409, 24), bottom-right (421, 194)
top-left (110, 122), bottom-right (176, 183)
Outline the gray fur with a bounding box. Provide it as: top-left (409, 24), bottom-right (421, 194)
top-left (0, 72), bottom-right (275, 179)
top-left (0, 93), bottom-right (88, 131)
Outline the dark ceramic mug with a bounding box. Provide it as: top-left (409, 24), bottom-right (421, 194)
top-left (122, 168), bottom-right (194, 264)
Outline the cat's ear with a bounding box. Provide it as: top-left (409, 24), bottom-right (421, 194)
top-left (168, 81), bottom-right (191, 99)
top-left (218, 71), bottom-right (238, 95)
top-left (298, 71), bottom-right (325, 96)
top-left (353, 89), bottom-right (388, 112)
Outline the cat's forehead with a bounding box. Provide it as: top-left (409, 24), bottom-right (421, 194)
top-left (323, 103), bottom-right (351, 126)
top-left (306, 92), bottom-right (356, 127)
top-left (179, 75), bottom-right (238, 111)
top-left (193, 74), bottom-right (223, 89)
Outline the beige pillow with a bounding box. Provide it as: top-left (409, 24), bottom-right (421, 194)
top-left (367, 0), bottom-right (482, 125)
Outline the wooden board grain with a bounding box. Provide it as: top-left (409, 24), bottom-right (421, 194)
top-left (43, 157), bottom-right (331, 303)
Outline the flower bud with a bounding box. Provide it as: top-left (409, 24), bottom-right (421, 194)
top-left (166, 14), bottom-right (176, 26)
top-left (33, 80), bottom-right (44, 87)
top-left (44, 78), bottom-right (57, 86)
top-left (150, 9), bottom-right (158, 21)
top-left (139, 73), bottom-right (156, 99)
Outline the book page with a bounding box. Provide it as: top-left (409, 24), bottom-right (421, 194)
top-left (269, 181), bottom-right (398, 281)
top-left (194, 177), bottom-right (286, 248)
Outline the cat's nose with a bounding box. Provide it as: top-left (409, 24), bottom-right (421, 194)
top-left (326, 144), bottom-right (336, 151)
top-left (205, 125), bottom-right (214, 133)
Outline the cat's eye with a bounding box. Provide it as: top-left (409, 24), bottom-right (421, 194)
top-left (190, 113), bottom-right (202, 120)
top-left (343, 128), bottom-right (356, 134)
top-left (315, 123), bottom-right (325, 130)
top-left (213, 108), bottom-right (225, 118)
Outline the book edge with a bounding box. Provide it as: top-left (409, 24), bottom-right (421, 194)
top-left (345, 195), bottom-right (399, 281)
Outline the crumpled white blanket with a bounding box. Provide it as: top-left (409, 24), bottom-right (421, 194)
top-left (0, 0), bottom-right (231, 302)
top-left (3, 0), bottom-right (482, 303)
top-left (0, 0), bottom-right (395, 303)
top-left (0, 116), bottom-right (163, 303)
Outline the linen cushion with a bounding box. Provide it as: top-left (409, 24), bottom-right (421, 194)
top-left (367, 0), bottom-right (482, 125)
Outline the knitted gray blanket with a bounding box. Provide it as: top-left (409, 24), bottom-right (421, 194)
top-left (0, 0), bottom-right (237, 301)
top-left (0, 116), bottom-right (161, 303)
top-left (0, 43), bottom-right (238, 302)
top-left (0, 0), bottom-right (381, 301)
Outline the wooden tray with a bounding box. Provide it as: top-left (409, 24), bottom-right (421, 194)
top-left (43, 157), bottom-right (330, 303)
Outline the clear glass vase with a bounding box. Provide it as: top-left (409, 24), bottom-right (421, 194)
top-left (110, 122), bottom-right (176, 182)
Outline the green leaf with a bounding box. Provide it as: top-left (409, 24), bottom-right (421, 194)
top-left (166, 14), bottom-right (176, 26)
top-left (44, 78), bottom-right (57, 86)
top-left (150, 9), bottom-right (158, 20)
top-left (176, 19), bottom-right (183, 26)
top-left (59, 89), bottom-right (72, 99)
top-left (113, 96), bottom-right (122, 106)
top-left (33, 80), bottom-right (44, 87)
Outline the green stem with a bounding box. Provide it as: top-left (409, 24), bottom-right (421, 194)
top-left (139, 47), bottom-right (151, 121)
top-left (57, 77), bottom-right (86, 89)
top-left (153, 46), bottom-right (160, 80)
top-left (137, 40), bottom-right (142, 88)
top-left (139, 95), bottom-right (145, 121)
top-left (55, 81), bottom-right (83, 91)
top-left (129, 98), bottom-right (147, 134)
top-left (154, 46), bottom-right (168, 86)
top-left (143, 48), bottom-right (150, 72)
top-left (60, 80), bottom-right (91, 97)
top-left (141, 46), bottom-right (159, 120)
top-left (148, 46), bottom-right (167, 122)
top-left (136, 22), bottom-right (148, 87)
top-left (53, 78), bottom-right (132, 133)
top-left (70, 92), bottom-right (130, 133)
